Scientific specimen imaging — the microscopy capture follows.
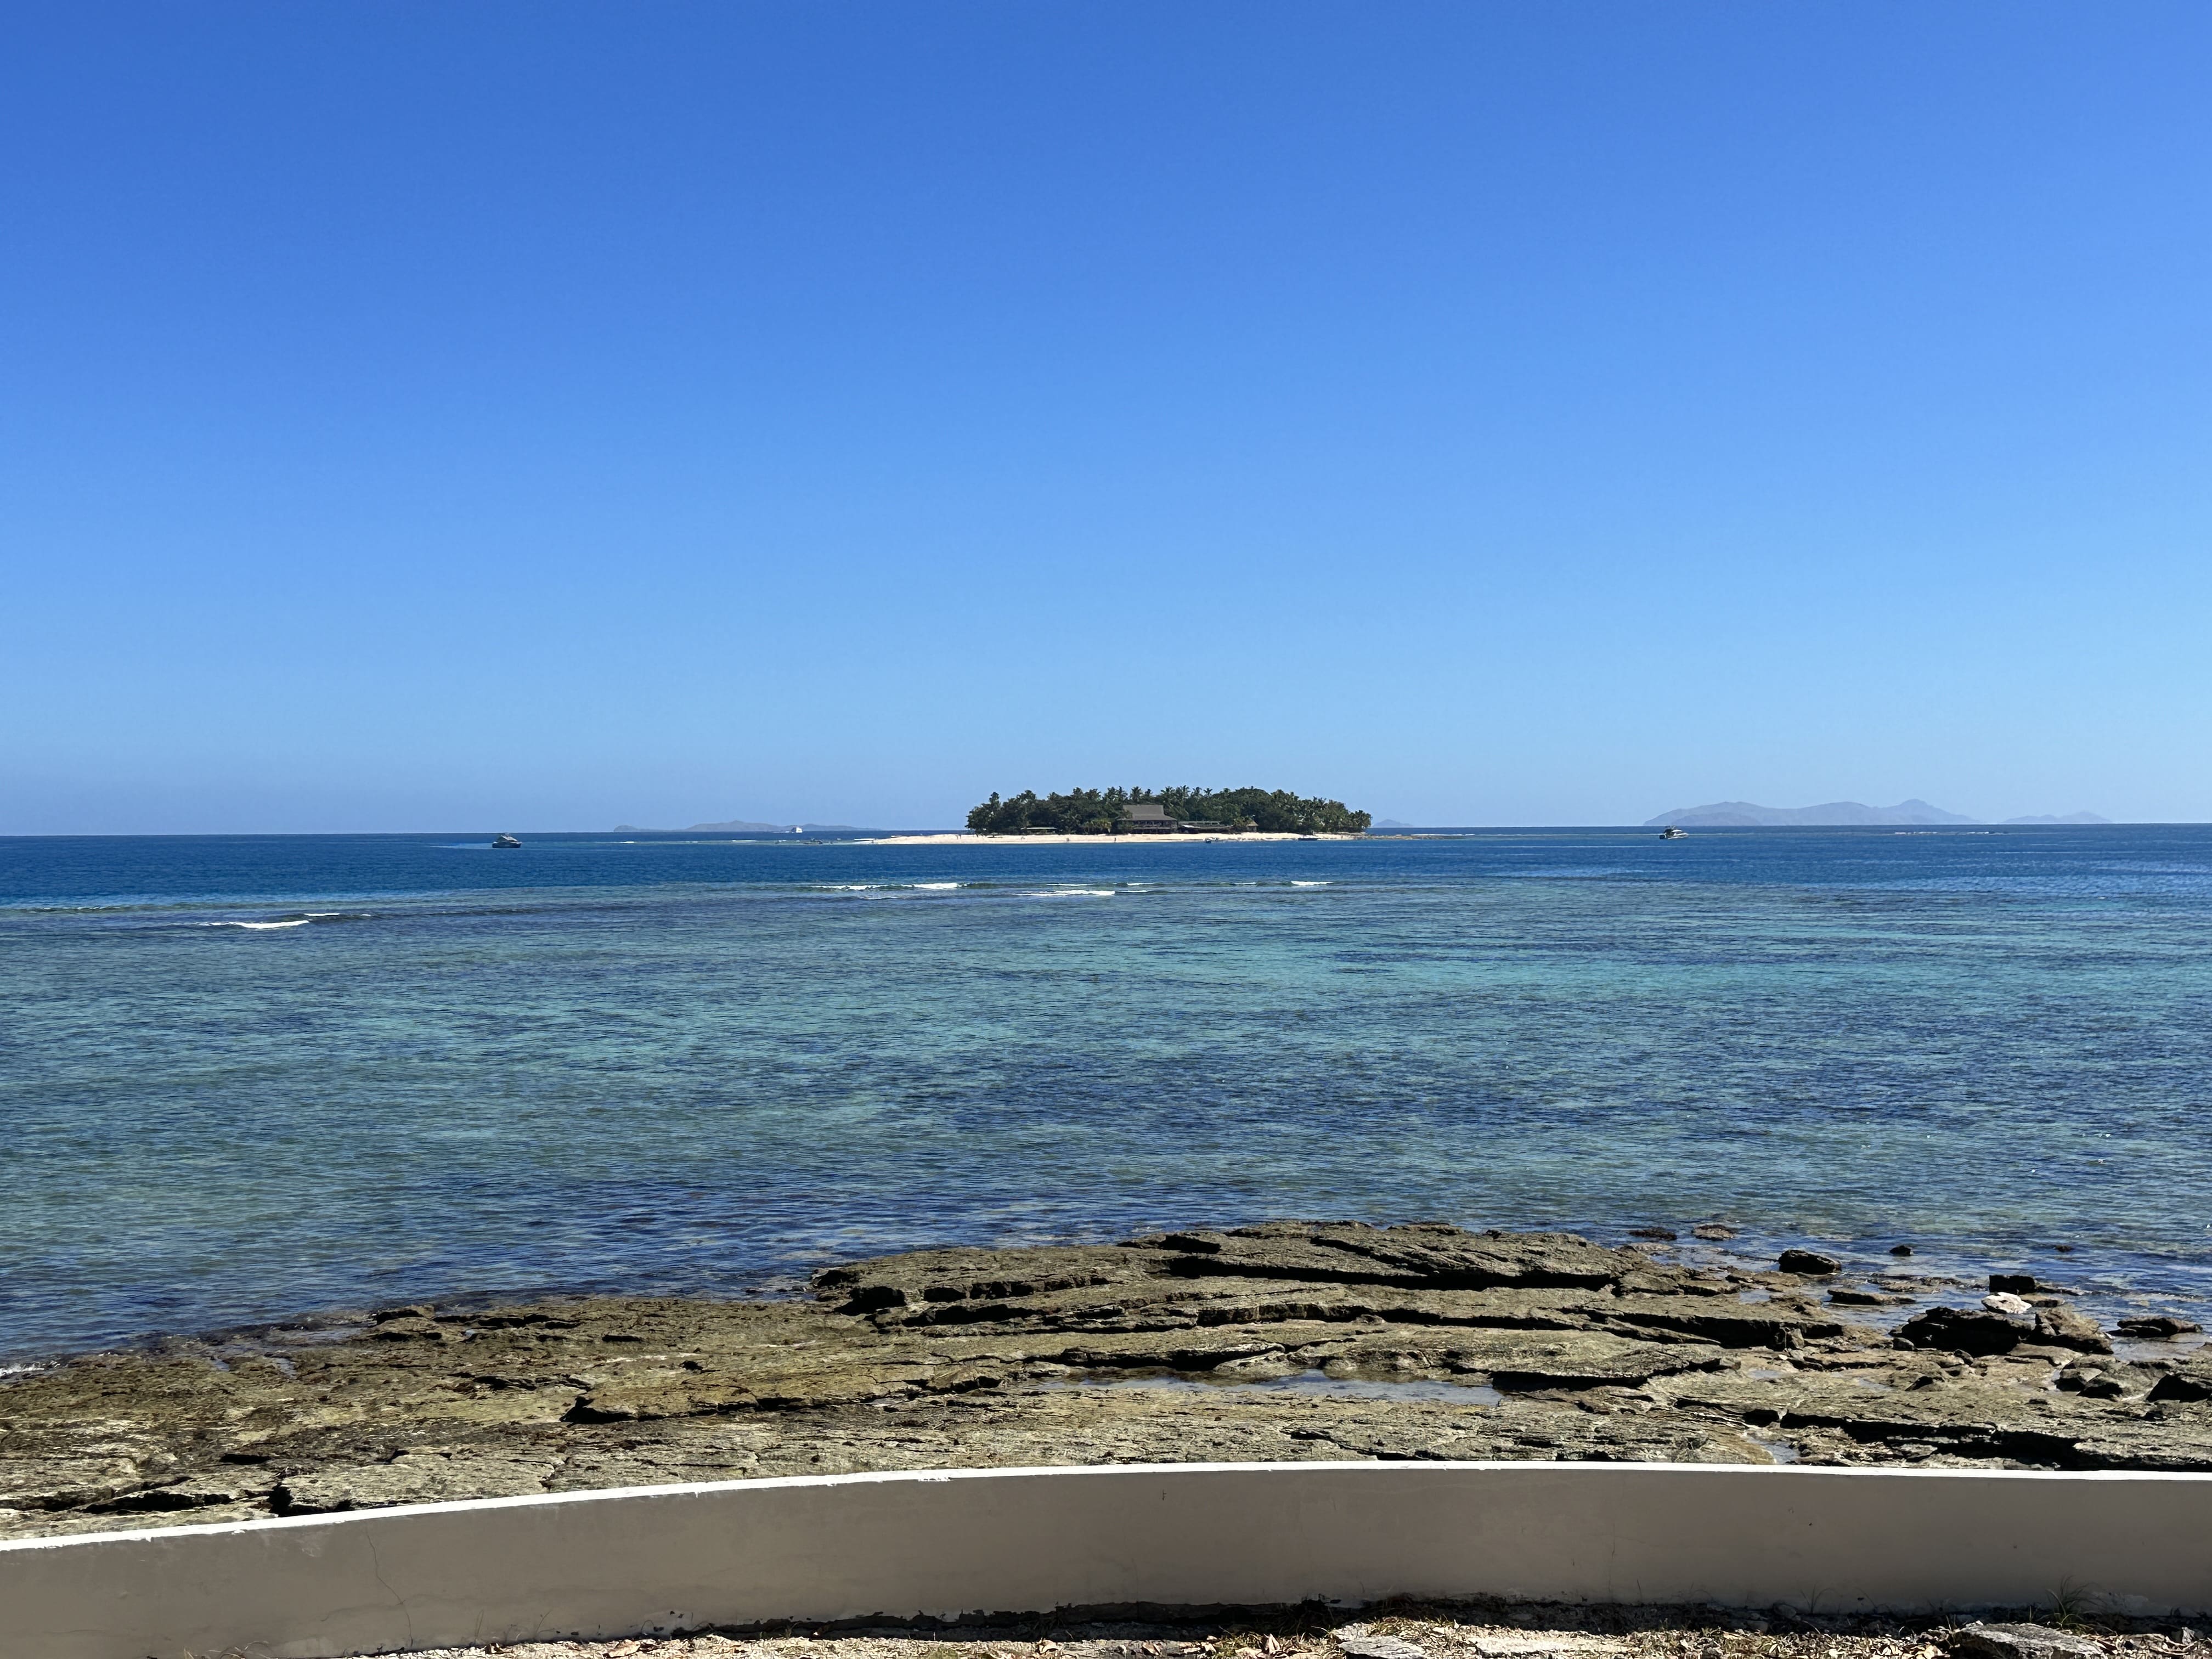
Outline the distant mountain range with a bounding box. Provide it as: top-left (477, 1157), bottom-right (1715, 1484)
top-left (1644, 799), bottom-right (2111, 828)
top-left (612, 820), bottom-right (882, 834)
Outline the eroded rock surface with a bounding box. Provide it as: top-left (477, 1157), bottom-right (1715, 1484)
top-left (2, 1221), bottom-right (2207, 1538)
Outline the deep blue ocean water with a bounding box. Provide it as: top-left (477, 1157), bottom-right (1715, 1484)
top-left (3, 826), bottom-right (2209, 1361)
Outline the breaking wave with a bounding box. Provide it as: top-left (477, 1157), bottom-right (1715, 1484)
top-left (200, 912), bottom-right (367, 931)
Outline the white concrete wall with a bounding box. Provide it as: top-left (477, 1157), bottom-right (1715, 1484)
top-left (4, 1461), bottom-right (2210, 1659)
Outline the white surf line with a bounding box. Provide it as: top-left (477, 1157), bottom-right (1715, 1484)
top-left (860, 833), bottom-right (1364, 846)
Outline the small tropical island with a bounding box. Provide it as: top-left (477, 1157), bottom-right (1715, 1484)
top-left (964, 785), bottom-right (1371, 837)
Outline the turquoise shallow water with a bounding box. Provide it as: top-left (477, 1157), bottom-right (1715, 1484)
top-left (2, 826), bottom-right (2209, 1358)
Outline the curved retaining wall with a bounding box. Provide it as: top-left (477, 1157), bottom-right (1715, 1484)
top-left (5, 1460), bottom-right (2211, 1659)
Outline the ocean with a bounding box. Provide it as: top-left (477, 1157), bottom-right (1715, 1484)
top-left (2, 826), bottom-right (2208, 1360)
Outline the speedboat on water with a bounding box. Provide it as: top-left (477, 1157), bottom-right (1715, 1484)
top-left (1658, 826), bottom-right (1687, 840)
top-left (491, 833), bottom-right (522, 849)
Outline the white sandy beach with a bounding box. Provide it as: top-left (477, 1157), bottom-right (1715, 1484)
top-left (864, 831), bottom-right (1363, 846)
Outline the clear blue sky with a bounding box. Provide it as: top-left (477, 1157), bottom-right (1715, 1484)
top-left (5, 3), bottom-right (2208, 832)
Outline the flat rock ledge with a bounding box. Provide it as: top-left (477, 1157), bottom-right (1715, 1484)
top-left (5, 1221), bottom-right (2211, 1539)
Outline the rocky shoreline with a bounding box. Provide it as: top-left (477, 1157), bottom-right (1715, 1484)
top-left (6, 1221), bottom-right (2212, 1540)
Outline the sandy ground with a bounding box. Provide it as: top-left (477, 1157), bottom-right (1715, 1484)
top-left (385, 1604), bottom-right (2196, 1658)
top-left (863, 833), bottom-right (1362, 846)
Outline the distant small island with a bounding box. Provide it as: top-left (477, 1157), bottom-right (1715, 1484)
top-left (967, 785), bottom-right (1371, 836)
top-left (1646, 798), bottom-right (2111, 828)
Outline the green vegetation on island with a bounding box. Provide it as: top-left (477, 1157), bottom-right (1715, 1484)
top-left (965, 785), bottom-right (1371, 836)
